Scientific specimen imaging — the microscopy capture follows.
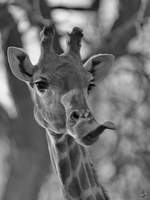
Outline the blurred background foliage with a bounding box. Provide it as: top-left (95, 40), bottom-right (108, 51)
top-left (0, 0), bottom-right (150, 200)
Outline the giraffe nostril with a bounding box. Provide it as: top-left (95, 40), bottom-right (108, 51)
top-left (70, 110), bottom-right (80, 121)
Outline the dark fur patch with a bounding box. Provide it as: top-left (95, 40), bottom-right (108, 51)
top-left (68, 177), bottom-right (81, 198)
top-left (79, 164), bottom-right (89, 190)
top-left (56, 141), bottom-right (66, 153)
top-left (69, 144), bottom-right (80, 170)
top-left (67, 135), bottom-right (74, 146)
top-left (59, 158), bottom-right (70, 184)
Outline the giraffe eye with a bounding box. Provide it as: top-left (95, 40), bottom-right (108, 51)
top-left (35, 80), bottom-right (49, 93)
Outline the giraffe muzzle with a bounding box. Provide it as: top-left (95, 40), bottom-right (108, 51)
top-left (68, 111), bottom-right (116, 145)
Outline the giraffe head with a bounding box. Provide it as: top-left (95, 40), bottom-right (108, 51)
top-left (7, 24), bottom-right (115, 145)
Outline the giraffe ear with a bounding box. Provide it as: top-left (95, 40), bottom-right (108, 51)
top-left (7, 47), bottom-right (34, 82)
top-left (84, 54), bottom-right (114, 84)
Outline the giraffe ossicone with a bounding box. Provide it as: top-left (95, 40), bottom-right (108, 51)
top-left (7, 24), bottom-right (116, 199)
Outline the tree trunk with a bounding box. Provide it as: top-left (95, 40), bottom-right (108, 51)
top-left (1, 9), bottom-right (50, 200)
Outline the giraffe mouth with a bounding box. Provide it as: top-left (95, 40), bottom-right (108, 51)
top-left (81, 125), bottom-right (105, 145)
top-left (81, 121), bottom-right (116, 145)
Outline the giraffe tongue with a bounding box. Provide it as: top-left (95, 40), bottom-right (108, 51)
top-left (82, 121), bottom-right (116, 145)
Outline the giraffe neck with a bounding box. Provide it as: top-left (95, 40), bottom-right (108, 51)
top-left (46, 130), bottom-right (109, 200)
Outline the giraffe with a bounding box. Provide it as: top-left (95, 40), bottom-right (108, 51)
top-left (7, 24), bottom-right (116, 200)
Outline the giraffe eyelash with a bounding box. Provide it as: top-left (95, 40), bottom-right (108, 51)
top-left (87, 79), bottom-right (96, 93)
top-left (34, 79), bottom-right (49, 93)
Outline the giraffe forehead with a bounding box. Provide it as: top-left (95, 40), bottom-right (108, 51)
top-left (38, 53), bottom-right (80, 70)
top-left (33, 61), bottom-right (85, 86)
top-left (32, 53), bottom-right (90, 87)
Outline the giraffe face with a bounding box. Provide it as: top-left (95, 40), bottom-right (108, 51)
top-left (32, 56), bottom-right (90, 135)
top-left (7, 25), bottom-right (115, 145)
